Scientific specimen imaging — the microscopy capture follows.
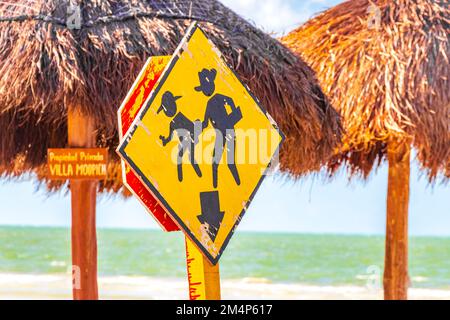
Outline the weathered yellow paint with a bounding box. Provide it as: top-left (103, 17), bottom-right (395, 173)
top-left (185, 236), bottom-right (221, 300)
top-left (117, 23), bottom-right (283, 264)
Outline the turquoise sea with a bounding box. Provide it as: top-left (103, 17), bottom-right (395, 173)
top-left (0, 226), bottom-right (449, 289)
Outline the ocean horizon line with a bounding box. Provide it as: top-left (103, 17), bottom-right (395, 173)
top-left (1, 224), bottom-right (450, 239)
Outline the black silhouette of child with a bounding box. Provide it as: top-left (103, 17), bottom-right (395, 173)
top-left (158, 91), bottom-right (202, 182)
top-left (196, 68), bottom-right (242, 188)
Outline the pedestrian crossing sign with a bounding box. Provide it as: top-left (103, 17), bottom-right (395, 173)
top-left (117, 23), bottom-right (284, 264)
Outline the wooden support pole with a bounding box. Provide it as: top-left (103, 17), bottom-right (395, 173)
top-left (383, 140), bottom-right (410, 300)
top-left (185, 237), bottom-right (221, 300)
top-left (68, 107), bottom-right (99, 300)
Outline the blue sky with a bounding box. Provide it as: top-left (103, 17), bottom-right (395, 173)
top-left (0, 0), bottom-right (448, 236)
top-left (221, 0), bottom-right (344, 36)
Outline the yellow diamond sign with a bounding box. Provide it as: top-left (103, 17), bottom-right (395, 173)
top-left (117, 23), bottom-right (284, 264)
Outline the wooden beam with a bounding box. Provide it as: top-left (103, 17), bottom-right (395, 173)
top-left (384, 139), bottom-right (410, 300)
top-left (68, 107), bottom-right (99, 300)
top-left (185, 237), bottom-right (221, 300)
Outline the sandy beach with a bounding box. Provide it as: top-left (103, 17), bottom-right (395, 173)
top-left (0, 273), bottom-right (449, 300)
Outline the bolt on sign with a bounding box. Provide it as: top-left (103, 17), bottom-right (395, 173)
top-left (117, 23), bottom-right (284, 264)
top-left (47, 148), bottom-right (108, 180)
top-left (117, 56), bottom-right (179, 232)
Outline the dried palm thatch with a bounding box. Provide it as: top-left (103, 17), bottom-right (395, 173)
top-left (281, 0), bottom-right (449, 180)
top-left (0, 0), bottom-right (341, 194)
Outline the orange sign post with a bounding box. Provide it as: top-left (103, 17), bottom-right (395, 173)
top-left (48, 130), bottom-right (108, 299)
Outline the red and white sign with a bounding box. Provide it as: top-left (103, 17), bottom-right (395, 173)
top-left (117, 56), bottom-right (179, 232)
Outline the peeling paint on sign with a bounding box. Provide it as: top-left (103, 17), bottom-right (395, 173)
top-left (117, 23), bottom-right (284, 264)
top-left (117, 56), bottom-right (179, 232)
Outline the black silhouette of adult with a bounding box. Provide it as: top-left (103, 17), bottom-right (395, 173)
top-left (158, 91), bottom-right (202, 182)
top-left (196, 68), bottom-right (242, 188)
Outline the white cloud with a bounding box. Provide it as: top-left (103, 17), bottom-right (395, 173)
top-left (220, 0), bottom-right (323, 36)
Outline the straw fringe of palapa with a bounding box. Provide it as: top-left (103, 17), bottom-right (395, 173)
top-left (282, 0), bottom-right (449, 181)
top-left (0, 0), bottom-right (341, 194)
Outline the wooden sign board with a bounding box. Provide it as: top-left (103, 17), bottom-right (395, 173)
top-left (117, 23), bottom-right (284, 264)
top-left (48, 148), bottom-right (108, 180)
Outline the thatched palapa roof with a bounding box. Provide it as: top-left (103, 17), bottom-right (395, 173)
top-left (282, 0), bottom-right (449, 180)
top-left (0, 0), bottom-right (342, 193)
